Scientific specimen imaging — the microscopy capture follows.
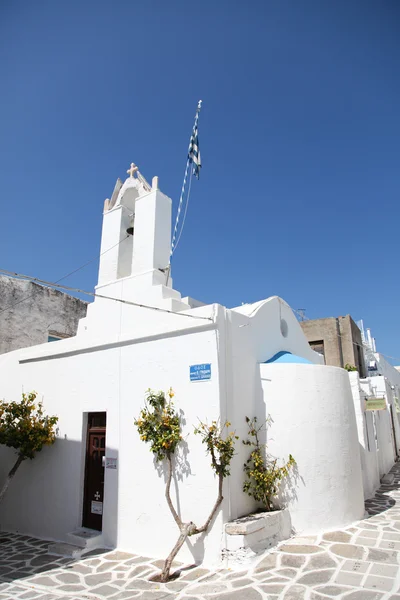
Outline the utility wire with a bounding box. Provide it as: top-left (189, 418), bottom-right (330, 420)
top-left (0, 236), bottom-right (129, 316)
top-left (0, 269), bottom-right (213, 322)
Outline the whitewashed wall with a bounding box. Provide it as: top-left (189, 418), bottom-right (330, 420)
top-left (0, 306), bottom-right (227, 565)
top-left (259, 363), bottom-right (365, 533)
top-left (349, 372), bottom-right (380, 500)
top-left (360, 376), bottom-right (397, 478)
top-left (0, 294), bottom-right (364, 565)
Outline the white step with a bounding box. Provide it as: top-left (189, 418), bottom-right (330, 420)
top-left (67, 527), bottom-right (103, 550)
top-left (48, 542), bottom-right (84, 558)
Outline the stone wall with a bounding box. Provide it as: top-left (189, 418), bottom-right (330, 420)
top-left (0, 275), bottom-right (88, 355)
top-left (300, 315), bottom-right (366, 377)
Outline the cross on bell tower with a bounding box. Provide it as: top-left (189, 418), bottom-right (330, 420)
top-left (127, 163), bottom-right (138, 178)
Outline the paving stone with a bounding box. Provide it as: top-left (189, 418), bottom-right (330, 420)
top-left (303, 553), bottom-right (337, 571)
top-left (127, 593), bottom-right (174, 600)
top-left (253, 553), bottom-right (278, 572)
top-left (259, 583), bottom-right (287, 594)
top-left (222, 570), bottom-right (248, 581)
top-left (29, 576), bottom-right (58, 587)
top-left (231, 577), bottom-right (254, 588)
top-left (358, 529), bottom-right (379, 538)
top-left (282, 585), bottom-right (307, 600)
top-left (297, 569), bottom-right (335, 585)
top-left (58, 584), bottom-right (87, 592)
top-left (323, 531), bottom-right (352, 543)
top-left (30, 556), bottom-right (57, 567)
top-left (181, 567), bottom-right (210, 580)
top-left (85, 572), bottom-right (113, 586)
top-left (368, 547), bottom-right (398, 564)
top-left (189, 582), bottom-right (229, 594)
top-left (126, 579), bottom-right (161, 590)
top-left (96, 560), bottom-right (119, 572)
top-left (314, 585), bottom-right (347, 597)
top-left (104, 551), bottom-right (135, 561)
top-left (204, 589), bottom-right (263, 600)
top-left (256, 575), bottom-right (288, 584)
top-left (272, 567), bottom-right (298, 578)
top-left (330, 543), bottom-right (365, 559)
top-left (151, 558), bottom-right (182, 569)
top-left (363, 574), bottom-right (396, 592)
top-left (356, 537), bottom-right (379, 547)
top-left (128, 564), bottom-right (154, 578)
top-left (162, 581), bottom-right (188, 592)
top-left (124, 556), bottom-right (151, 565)
top-left (92, 584), bottom-right (121, 597)
top-left (56, 572), bottom-right (81, 584)
top-left (335, 570), bottom-right (364, 586)
top-left (69, 563), bottom-right (92, 574)
top-left (280, 544), bottom-right (322, 554)
top-left (342, 559), bottom-right (370, 573)
top-left (370, 563), bottom-right (398, 577)
top-left (281, 554), bottom-right (306, 568)
top-left (341, 592), bottom-right (384, 600)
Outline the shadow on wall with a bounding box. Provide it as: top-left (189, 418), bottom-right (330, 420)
top-left (0, 438), bottom-right (119, 558)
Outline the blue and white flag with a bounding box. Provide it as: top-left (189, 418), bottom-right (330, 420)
top-left (188, 127), bottom-right (201, 179)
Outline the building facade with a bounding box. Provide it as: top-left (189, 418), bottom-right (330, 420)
top-left (0, 275), bottom-right (88, 355)
top-left (300, 315), bottom-right (366, 377)
top-left (0, 163), bottom-right (365, 565)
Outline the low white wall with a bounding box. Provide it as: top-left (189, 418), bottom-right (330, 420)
top-left (349, 372), bottom-right (380, 500)
top-left (259, 363), bottom-right (364, 534)
top-left (360, 376), bottom-right (397, 479)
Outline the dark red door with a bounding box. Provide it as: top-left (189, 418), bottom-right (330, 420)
top-left (82, 413), bottom-right (106, 531)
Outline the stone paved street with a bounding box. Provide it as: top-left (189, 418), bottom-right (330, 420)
top-left (2, 463), bottom-right (400, 599)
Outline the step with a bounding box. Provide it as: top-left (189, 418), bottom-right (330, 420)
top-left (67, 527), bottom-right (103, 550)
top-left (47, 542), bottom-right (84, 559)
top-left (381, 473), bottom-right (395, 485)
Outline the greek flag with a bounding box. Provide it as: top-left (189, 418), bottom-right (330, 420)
top-left (188, 127), bottom-right (201, 179)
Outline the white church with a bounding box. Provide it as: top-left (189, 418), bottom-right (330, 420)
top-left (0, 162), bottom-right (373, 564)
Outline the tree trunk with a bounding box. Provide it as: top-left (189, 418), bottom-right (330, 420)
top-left (160, 521), bottom-right (197, 582)
top-left (0, 454), bottom-right (24, 505)
top-left (195, 472), bottom-right (224, 534)
top-left (165, 455), bottom-right (182, 528)
top-left (159, 461), bottom-right (225, 581)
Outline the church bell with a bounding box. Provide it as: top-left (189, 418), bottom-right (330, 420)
top-left (126, 214), bottom-right (134, 236)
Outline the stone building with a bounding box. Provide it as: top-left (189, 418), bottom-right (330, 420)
top-left (0, 275), bottom-right (88, 355)
top-left (300, 315), bottom-right (366, 377)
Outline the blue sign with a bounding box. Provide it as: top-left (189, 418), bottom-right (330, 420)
top-left (190, 364), bottom-right (211, 382)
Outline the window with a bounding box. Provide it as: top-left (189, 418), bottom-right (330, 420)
top-left (48, 330), bottom-right (71, 343)
top-left (48, 335), bottom-right (62, 343)
top-left (310, 340), bottom-right (325, 361)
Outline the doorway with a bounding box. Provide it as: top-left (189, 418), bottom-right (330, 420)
top-left (82, 412), bottom-right (106, 531)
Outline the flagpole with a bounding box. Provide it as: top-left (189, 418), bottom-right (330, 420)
top-left (166, 100), bottom-right (202, 286)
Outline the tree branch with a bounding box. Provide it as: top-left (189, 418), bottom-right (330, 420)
top-left (165, 455), bottom-right (182, 529)
top-left (160, 521), bottom-right (196, 582)
top-left (194, 472), bottom-right (224, 534)
top-left (0, 454), bottom-right (24, 505)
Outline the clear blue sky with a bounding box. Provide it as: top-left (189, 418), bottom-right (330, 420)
top-left (1, 1), bottom-right (399, 360)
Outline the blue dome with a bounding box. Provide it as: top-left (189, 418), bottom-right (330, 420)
top-left (265, 351), bottom-right (313, 364)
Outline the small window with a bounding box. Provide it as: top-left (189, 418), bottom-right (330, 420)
top-left (310, 340), bottom-right (325, 359)
top-left (48, 335), bottom-right (62, 343)
top-left (48, 330), bottom-right (71, 343)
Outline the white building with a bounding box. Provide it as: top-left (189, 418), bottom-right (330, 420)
top-left (349, 322), bottom-right (400, 501)
top-left (0, 164), bottom-right (365, 565)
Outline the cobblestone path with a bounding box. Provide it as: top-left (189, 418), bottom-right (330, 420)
top-left (2, 463), bottom-right (400, 599)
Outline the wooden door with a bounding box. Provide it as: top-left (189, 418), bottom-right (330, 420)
top-left (82, 412), bottom-right (106, 531)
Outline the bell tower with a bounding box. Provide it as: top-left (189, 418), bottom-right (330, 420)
top-left (89, 162), bottom-right (191, 319)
